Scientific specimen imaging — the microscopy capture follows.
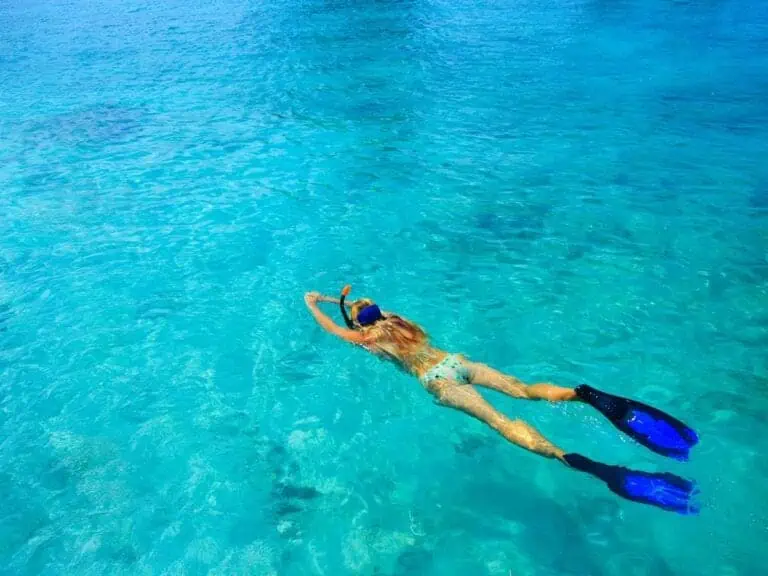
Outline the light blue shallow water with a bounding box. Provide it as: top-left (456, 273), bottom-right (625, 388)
top-left (2, 0), bottom-right (767, 574)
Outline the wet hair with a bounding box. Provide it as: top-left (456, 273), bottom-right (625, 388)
top-left (351, 299), bottom-right (429, 362)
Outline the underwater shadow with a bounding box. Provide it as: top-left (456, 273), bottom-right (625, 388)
top-left (416, 442), bottom-right (679, 576)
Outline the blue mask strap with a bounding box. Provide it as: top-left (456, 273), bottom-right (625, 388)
top-left (357, 304), bottom-right (383, 326)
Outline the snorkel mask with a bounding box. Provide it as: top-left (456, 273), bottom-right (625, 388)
top-left (339, 285), bottom-right (383, 328)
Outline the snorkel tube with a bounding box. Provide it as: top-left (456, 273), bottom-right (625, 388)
top-left (339, 285), bottom-right (354, 328)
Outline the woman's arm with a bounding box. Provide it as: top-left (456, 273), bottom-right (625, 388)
top-left (305, 293), bottom-right (367, 344)
top-left (316, 294), bottom-right (345, 305)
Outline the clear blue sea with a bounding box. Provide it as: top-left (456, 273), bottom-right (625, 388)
top-left (1, 0), bottom-right (767, 574)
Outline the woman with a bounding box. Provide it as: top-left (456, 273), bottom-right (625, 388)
top-left (304, 288), bottom-right (700, 515)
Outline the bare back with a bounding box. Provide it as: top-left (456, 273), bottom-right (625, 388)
top-left (358, 314), bottom-right (448, 378)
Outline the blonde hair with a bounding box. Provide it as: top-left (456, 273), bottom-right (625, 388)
top-left (350, 298), bottom-right (431, 368)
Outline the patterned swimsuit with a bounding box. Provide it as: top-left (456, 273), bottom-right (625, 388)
top-left (420, 354), bottom-right (471, 386)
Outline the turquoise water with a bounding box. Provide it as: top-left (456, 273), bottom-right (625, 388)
top-left (2, 0), bottom-right (767, 573)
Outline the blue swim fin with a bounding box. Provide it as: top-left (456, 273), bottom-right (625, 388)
top-left (564, 453), bottom-right (700, 515)
top-left (576, 384), bottom-right (699, 460)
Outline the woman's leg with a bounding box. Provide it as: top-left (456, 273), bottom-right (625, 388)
top-left (465, 361), bottom-right (578, 402)
top-left (429, 379), bottom-right (566, 460)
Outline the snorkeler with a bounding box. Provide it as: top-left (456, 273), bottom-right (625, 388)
top-left (305, 286), bottom-right (700, 515)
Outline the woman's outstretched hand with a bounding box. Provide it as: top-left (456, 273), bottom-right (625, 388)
top-left (304, 292), bottom-right (321, 307)
top-left (305, 292), bottom-right (341, 306)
